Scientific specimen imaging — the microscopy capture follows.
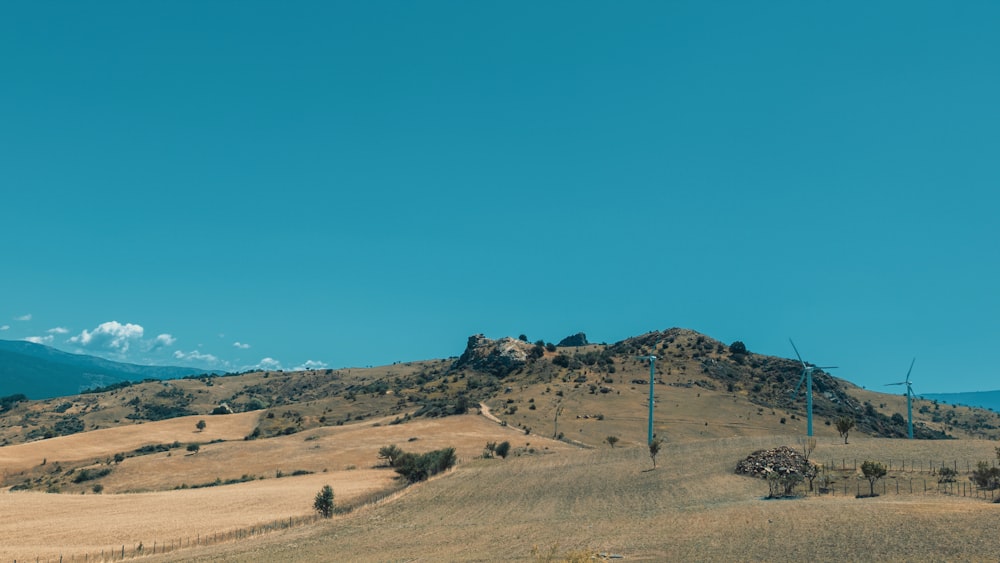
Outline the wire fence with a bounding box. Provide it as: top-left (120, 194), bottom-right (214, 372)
top-left (9, 484), bottom-right (411, 563)
top-left (801, 457), bottom-right (1000, 500)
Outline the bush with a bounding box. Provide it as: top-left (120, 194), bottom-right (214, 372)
top-left (313, 485), bottom-right (335, 518)
top-left (971, 461), bottom-right (1000, 490)
top-left (394, 448), bottom-right (457, 483)
top-left (378, 444), bottom-right (403, 467)
top-left (73, 468), bottom-right (112, 483)
top-left (495, 441), bottom-right (511, 459)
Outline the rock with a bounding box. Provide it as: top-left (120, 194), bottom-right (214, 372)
top-left (557, 332), bottom-right (589, 347)
top-left (452, 334), bottom-right (536, 378)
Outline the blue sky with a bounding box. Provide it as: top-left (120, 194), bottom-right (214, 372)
top-left (2, 2), bottom-right (998, 393)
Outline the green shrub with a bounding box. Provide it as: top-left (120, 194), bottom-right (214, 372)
top-left (495, 441), bottom-right (511, 459)
top-left (393, 448), bottom-right (457, 483)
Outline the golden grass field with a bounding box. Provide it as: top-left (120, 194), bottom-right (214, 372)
top-left (0, 412), bottom-right (566, 562)
top-left (140, 433), bottom-right (1000, 563)
top-left (4, 408), bottom-right (1000, 562)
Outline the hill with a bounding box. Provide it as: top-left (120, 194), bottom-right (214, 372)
top-left (0, 339), bottom-right (212, 399)
top-left (5, 327), bottom-right (1000, 560)
top-left (921, 390), bottom-right (1000, 414)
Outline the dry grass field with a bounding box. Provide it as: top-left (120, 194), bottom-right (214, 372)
top-left (145, 435), bottom-right (1000, 563)
top-left (0, 413), bottom-right (564, 562)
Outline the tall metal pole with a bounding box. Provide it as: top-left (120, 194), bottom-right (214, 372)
top-left (906, 390), bottom-right (914, 439)
top-left (648, 355), bottom-right (656, 444)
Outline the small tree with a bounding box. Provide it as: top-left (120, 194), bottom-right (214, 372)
top-left (313, 485), bottom-right (335, 518)
top-left (196, 419), bottom-right (206, 432)
top-left (483, 441), bottom-right (497, 459)
top-left (836, 417), bottom-right (855, 444)
top-left (113, 452), bottom-right (125, 465)
top-left (970, 461), bottom-right (1000, 490)
top-left (187, 443), bottom-right (200, 454)
top-left (797, 435), bottom-right (816, 461)
top-left (378, 444), bottom-right (403, 467)
top-left (605, 435), bottom-right (620, 449)
top-left (495, 441), bottom-right (511, 459)
top-left (648, 438), bottom-right (663, 469)
top-left (860, 460), bottom-right (886, 497)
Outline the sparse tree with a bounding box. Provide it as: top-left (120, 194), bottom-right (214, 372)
top-left (313, 485), bottom-right (335, 518)
top-left (970, 461), bottom-right (1000, 490)
top-left (196, 419), bottom-right (206, 432)
top-left (860, 460), bottom-right (886, 497)
top-left (648, 438), bottom-right (663, 469)
top-left (836, 417), bottom-right (855, 444)
top-left (483, 441), bottom-right (497, 459)
top-left (518, 334), bottom-right (528, 342)
top-left (797, 436), bottom-right (816, 461)
top-left (378, 444), bottom-right (403, 467)
top-left (605, 435), bottom-right (620, 449)
top-left (495, 441), bottom-right (511, 459)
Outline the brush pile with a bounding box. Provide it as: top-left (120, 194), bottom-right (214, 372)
top-left (734, 446), bottom-right (811, 478)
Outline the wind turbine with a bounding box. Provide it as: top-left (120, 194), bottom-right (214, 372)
top-left (637, 347), bottom-right (657, 445)
top-left (789, 339), bottom-right (837, 437)
top-left (886, 358), bottom-right (916, 439)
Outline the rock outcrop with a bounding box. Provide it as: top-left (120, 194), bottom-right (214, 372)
top-left (452, 334), bottom-right (538, 378)
top-left (557, 332), bottom-right (589, 347)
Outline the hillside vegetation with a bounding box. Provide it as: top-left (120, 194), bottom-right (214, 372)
top-left (4, 328), bottom-right (1000, 561)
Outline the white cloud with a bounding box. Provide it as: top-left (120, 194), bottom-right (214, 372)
top-left (69, 321), bottom-right (145, 353)
top-left (233, 341), bottom-right (251, 349)
top-left (14, 314), bottom-right (31, 321)
top-left (47, 327), bottom-right (69, 335)
top-left (257, 357), bottom-right (282, 370)
top-left (25, 335), bottom-right (53, 345)
top-left (173, 349), bottom-right (220, 364)
top-left (146, 333), bottom-right (177, 352)
top-left (294, 360), bottom-right (328, 371)
top-left (0, 325), bottom-right (9, 331)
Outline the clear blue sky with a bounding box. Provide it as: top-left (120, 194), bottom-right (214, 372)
top-left (2, 2), bottom-right (998, 393)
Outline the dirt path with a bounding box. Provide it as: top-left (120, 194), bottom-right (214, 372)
top-left (479, 402), bottom-right (504, 424)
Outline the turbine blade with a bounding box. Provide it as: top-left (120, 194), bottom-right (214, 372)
top-left (789, 338), bottom-right (805, 365)
top-left (906, 358), bottom-right (915, 383)
top-left (792, 370), bottom-right (806, 398)
top-left (886, 382), bottom-right (906, 386)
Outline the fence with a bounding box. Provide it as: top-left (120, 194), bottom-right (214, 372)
top-left (819, 457), bottom-right (996, 474)
top-left (10, 483), bottom-right (411, 563)
top-left (801, 457), bottom-right (999, 500)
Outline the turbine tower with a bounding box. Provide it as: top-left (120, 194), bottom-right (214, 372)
top-left (637, 348), bottom-right (657, 444)
top-left (789, 339), bottom-right (837, 437)
top-left (886, 358), bottom-right (916, 439)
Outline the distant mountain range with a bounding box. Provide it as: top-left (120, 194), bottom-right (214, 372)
top-left (919, 391), bottom-right (1000, 414)
top-left (0, 339), bottom-right (213, 399)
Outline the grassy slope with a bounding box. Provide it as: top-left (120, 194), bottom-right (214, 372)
top-left (151, 435), bottom-right (1000, 562)
top-left (0, 413), bottom-right (570, 562)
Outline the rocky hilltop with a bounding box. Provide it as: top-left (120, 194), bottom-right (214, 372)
top-left (451, 334), bottom-right (541, 377)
